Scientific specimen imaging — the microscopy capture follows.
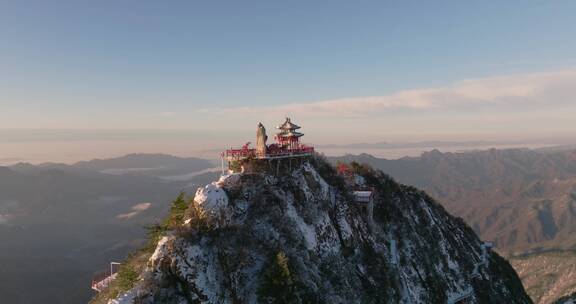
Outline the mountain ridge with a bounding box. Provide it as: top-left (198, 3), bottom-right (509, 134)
top-left (96, 157), bottom-right (531, 303)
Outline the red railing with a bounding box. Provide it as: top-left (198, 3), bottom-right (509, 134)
top-left (91, 262), bottom-right (121, 292)
top-left (223, 148), bottom-right (257, 158)
top-left (267, 146), bottom-right (314, 157)
top-left (92, 272), bottom-right (118, 292)
top-left (223, 145), bottom-right (314, 159)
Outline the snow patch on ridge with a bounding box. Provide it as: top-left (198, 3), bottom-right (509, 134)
top-left (285, 199), bottom-right (318, 250)
top-left (195, 184), bottom-right (228, 211)
top-left (338, 211), bottom-right (353, 241)
top-left (216, 173), bottom-right (241, 188)
top-left (316, 212), bottom-right (341, 255)
top-left (175, 244), bottom-right (223, 303)
top-left (149, 236), bottom-right (171, 270)
top-left (302, 162), bottom-right (330, 200)
top-left (192, 174), bottom-right (240, 225)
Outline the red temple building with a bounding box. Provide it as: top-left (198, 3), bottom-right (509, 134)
top-left (222, 117), bottom-right (314, 164)
top-left (275, 117), bottom-right (304, 149)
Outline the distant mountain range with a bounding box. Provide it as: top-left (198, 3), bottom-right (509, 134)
top-left (318, 140), bottom-right (576, 151)
top-left (0, 154), bottom-right (220, 304)
top-left (74, 153), bottom-right (216, 176)
top-left (319, 140), bottom-right (510, 149)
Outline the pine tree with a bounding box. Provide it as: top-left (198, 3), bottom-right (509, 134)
top-left (165, 192), bottom-right (188, 228)
top-left (259, 251), bottom-right (296, 304)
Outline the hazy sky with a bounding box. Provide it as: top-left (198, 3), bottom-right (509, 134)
top-left (1, 1), bottom-right (576, 161)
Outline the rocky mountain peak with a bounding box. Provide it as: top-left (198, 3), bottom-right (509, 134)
top-left (102, 157), bottom-right (531, 304)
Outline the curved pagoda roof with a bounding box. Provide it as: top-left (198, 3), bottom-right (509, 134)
top-left (277, 117), bottom-right (301, 130)
top-left (277, 131), bottom-right (304, 138)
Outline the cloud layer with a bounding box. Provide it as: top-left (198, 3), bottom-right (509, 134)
top-left (116, 202), bottom-right (152, 220)
top-left (206, 69), bottom-right (576, 118)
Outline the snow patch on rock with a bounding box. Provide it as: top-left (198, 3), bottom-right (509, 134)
top-left (193, 176), bottom-right (233, 227)
top-left (216, 173), bottom-right (241, 189)
top-left (149, 236), bottom-right (172, 271)
top-left (107, 288), bottom-right (137, 304)
top-left (195, 184), bottom-right (228, 211)
top-left (315, 212), bottom-right (341, 255)
top-left (175, 244), bottom-right (223, 303)
top-left (302, 162), bottom-right (330, 200)
top-left (337, 207), bottom-right (353, 242)
top-left (285, 199), bottom-right (317, 250)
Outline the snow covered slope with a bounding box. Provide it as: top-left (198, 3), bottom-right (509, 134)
top-left (103, 158), bottom-right (531, 303)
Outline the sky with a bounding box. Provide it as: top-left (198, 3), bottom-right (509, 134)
top-left (1, 0), bottom-right (576, 162)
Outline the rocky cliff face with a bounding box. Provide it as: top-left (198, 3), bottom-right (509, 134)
top-left (333, 149), bottom-right (576, 255)
top-left (107, 158), bottom-right (531, 304)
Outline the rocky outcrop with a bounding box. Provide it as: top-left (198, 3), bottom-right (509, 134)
top-left (108, 158), bottom-right (532, 303)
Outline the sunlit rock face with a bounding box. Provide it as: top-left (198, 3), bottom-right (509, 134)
top-left (108, 159), bottom-right (532, 304)
top-left (189, 174), bottom-right (243, 229)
